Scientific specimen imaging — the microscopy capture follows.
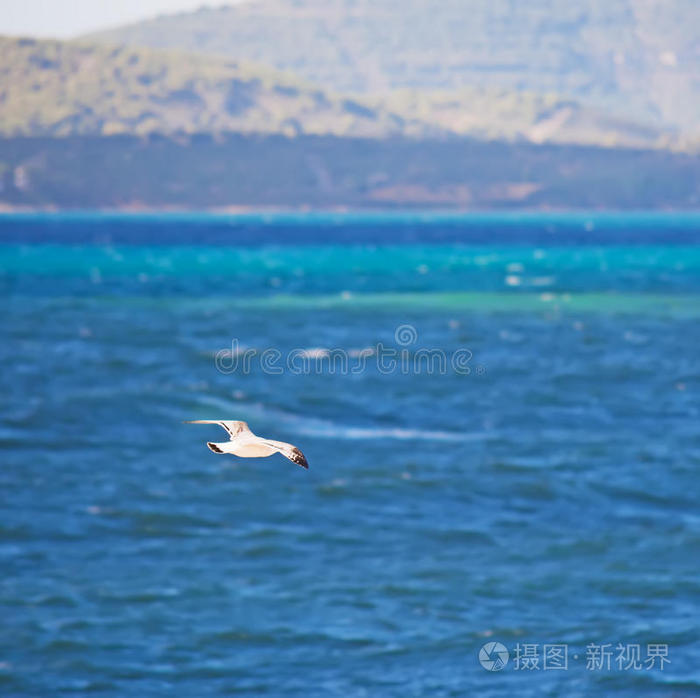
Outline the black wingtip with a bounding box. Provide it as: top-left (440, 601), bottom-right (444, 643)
top-left (291, 449), bottom-right (309, 469)
top-left (207, 442), bottom-right (224, 454)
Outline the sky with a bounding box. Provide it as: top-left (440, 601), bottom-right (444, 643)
top-left (0, 0), bottom-right (247, 38)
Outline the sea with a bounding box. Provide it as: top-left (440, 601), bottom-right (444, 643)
top-left (1, 212), bottom-right (699, 697)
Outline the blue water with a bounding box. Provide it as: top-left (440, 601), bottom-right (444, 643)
top-left (1, 213), bottom-right (699, 697)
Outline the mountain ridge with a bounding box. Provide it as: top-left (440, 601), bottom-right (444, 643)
top-left (85, 0), bottom-right (700, 138)
top-left (0, 35), bottom-right (688, 150)
top-left (0, 35), bottom-right (405, 138)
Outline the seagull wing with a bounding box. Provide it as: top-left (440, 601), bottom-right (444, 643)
top-left (184, 420), bottom-right (251, 440)
top-left (260, 439), bottom-right (309, 469)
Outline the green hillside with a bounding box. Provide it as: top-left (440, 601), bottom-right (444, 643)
top-left (0, 36), bottom-right (404, 138)
top-left (86, 0), bottom-right (700, 137)
top-left (375, 88), bottom-right (675, 150)
top-left (0, 35), bottom-right (683, 149)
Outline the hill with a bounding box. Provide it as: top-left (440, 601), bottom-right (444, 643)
top-left (0, 35), bottom-right (684, 149)
top-left (2, 134), bottom-right (698, 210)
top-left (86, 0), bottom-right (700, 138)
top-left (0, 36), bottom-right (404, 138)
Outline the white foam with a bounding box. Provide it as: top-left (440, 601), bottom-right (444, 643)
top-left (195, 395), bottom-right (479, 443)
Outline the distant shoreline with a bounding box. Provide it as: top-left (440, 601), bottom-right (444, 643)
top-left (2, 134), bottom-right (698, 212)
top-left (2, 207), bottom-right (700, 222)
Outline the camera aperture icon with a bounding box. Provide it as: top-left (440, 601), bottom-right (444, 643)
top-left (479, 642), bottom-right (509, 671)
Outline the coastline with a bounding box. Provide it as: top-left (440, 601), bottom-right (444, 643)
top-left (2, 206), bottom-right (700, 219)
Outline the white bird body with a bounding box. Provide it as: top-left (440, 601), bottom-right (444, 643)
top-left (186, 420), bottom-right (309, 469)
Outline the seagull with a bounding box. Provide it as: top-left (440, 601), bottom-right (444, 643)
top-left (185, 420), bottom-right (309, 469)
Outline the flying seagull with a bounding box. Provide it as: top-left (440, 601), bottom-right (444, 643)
top-left (185, 420), bottom-right (309, 469)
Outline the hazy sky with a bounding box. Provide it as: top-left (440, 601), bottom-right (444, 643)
top-left (0, 1), bottom-right (247, 38)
